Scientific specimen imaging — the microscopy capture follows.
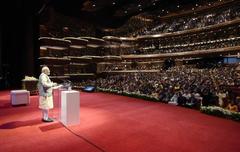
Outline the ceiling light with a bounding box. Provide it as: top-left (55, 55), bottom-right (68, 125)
top-left (177, 5), bottom-right (180, 8)
top-left (124, 11), bottom-right (128, 14)
top-left (153, 3), bottom-right (156, 5)
top-left (92, 4), bottom-right (96, 7)
top-left (112, 2), bottom-right (116, 5)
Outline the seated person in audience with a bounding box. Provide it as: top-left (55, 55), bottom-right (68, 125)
top-left (236, 97), bottom-right (240, 112)
top-left (226, 101), bottom-right (239, 112)
top-left (186, 93), bottom-right (198, 109)
top-left (217, 90), bottom-right (227, 107)
top-left (183, 91), bottom-right (191, 102)
top-left (162, 89), bottom-right (172, 103)
top-left (169, 92), bottom-right (179, 105)
top-left (158, 90), bottom-right (166, 102)
top-left (193, 92), bottom-right (202, 106)
top-left (177, 92), bottom-right (187, 106)
top-left (202, 89), bottom-right (215, 106)
top-left (201, 89), bottom-right (210, 106)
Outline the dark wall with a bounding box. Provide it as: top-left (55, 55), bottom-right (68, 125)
top-left (0, 24), bottom-right (2, 86)
top-left (0, 25), bottom-right (1, 70)
top-left (0, 0), bottom-right (41, 89)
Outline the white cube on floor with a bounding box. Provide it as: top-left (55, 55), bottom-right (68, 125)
top-left (11, 90), bottom-right (30, 105)
top-left (61, 90), bottom-right (80, 126)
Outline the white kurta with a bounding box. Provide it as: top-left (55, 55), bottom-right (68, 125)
top-left (39, 96), bottom-right (53, 109)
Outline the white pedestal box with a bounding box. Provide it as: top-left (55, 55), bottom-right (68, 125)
top-left (52, 86), bottom-right (67, 120)
top-left (10, 90), bottom-right (30, 105)
top-left (60, 90), bottom-right (80, 126)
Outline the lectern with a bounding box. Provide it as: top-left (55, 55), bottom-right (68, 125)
top-left (60, 90), bottom-right (80, 126)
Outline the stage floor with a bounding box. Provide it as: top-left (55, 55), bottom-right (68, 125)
top-left (0, 90), bottom-right (240, 152)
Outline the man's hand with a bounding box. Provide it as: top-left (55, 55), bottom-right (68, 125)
top-left (52, 82), bottom-right (58, 87)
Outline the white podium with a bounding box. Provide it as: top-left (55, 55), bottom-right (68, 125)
top-left (52, 86), bottom-right (66, 120)
top-left (60, 90), bottom-right (80, 126)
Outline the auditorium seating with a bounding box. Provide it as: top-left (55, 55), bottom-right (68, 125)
top-left (38, 0), bottom-right (240, 111)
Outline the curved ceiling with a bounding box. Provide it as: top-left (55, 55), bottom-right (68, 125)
top-left (41, 0), bottom-right (212, 27)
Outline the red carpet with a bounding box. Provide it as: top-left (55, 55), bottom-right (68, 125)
top-left (0, 90), bottom-right (240, 152)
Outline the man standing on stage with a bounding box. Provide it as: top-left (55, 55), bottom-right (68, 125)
top-left (38, 66), bottom-right (57, 122)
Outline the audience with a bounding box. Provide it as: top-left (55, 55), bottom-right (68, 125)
top-left (104, 3), bottom-right (240, 37)
top-left (78, 64), bottom-right (240, 111)
top-left (40, 1), bottom-right (240, 114)
top-left (102, 24), bottom-right (240, 56)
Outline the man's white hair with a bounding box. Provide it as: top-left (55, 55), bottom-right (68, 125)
top-left (41, 66), bottom-right (50, 73)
